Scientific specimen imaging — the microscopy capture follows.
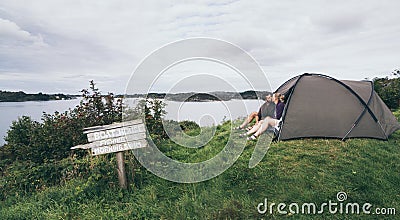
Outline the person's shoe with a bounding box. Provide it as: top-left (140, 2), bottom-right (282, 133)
top-left (247, 135), bottom-right (257, 140)
top-left (234, 126), bottom-right (242, 130)
top-left (239, 133), bottom-right (247, 137)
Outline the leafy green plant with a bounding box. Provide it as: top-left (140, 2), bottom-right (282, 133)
top-left (179, 120), bottom-right (201, 136)
top-left (0, 81), bottom-right (124, 198)
top-left (143, 98), bottom-right (168, 139)
top-left (373, 69), bottom-right (400, 109)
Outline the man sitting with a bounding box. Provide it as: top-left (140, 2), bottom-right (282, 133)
top-left (236, 94), bottom-right (275, 131)
top-left (244, 93), bottom-right (285, 140)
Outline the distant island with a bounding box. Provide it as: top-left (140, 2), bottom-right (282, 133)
top-left (1, 90), bottom-right (271, 102)
top-left (0, 90), bottom-right (77, 102)
top-left (124, 90), bottom-right (272, 102)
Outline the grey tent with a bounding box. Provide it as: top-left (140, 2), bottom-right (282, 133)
top-left (275, 73), bottom-right (400, 140)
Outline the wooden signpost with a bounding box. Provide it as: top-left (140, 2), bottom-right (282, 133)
top-left (71, 119), bottom-right (147, 189)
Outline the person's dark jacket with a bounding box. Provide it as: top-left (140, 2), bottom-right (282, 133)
top-left (275, 101), bottom-right (285, 119)
top-left (257, 102), bottom-right (276, 120)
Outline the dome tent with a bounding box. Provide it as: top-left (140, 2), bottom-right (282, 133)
top-left (274, 73), bottom-right (400, 141)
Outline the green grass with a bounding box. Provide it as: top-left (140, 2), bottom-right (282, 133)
top-left (1, 110), bottom-right (400, 219)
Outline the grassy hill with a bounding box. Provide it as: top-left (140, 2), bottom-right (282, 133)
top-left (1, 110), bottom-right (399, 219)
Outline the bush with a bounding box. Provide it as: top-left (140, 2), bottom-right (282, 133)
top-left (142, 98), bottom-right (168, 139)
top-left (179, 120), bottom-right (200, 131)
top-left (373, 69), bottom-right (400, 109)
top-left (1, 80), bottom-right (123, 164)
top-left (179, 120), bottom-right (200, 136)
top-left (0, 81), bottom-right (125, 198)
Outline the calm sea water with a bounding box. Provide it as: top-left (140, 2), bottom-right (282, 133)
top-left (0, 99), bottom-right (82, 145)
top-left (0, 99), bottom-right (262, 145)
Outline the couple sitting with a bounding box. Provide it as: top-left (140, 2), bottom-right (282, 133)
top-left (237, 93), bottom-right (285, 140)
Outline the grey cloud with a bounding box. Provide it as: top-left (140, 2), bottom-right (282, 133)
top-left (0, 18), bottom-right (46, 46)
top-left (0, 0), bottom-right (400, 94)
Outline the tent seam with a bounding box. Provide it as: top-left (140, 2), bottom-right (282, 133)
top-left (276, 73), bottom-right (310, 141)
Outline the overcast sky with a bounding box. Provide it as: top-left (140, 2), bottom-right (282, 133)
top-left (1, 0), bottom-right (399, 94)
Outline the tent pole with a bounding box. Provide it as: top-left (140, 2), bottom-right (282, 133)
top-left (341, 81), bottom-right (375, 140)
top-left (376, 120), bottom-right (389, 140)
top-left (275, 74), bottom-right (307, 141)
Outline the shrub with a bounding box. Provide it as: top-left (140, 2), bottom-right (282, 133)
top-left (142, 98), bottom-right (168, 139)
top-left (0, 81), bottom-right (125, 198)
top-left (179, 120), bottom-right (200, 136)
top-left (373, 69), bottom-right (400, 109)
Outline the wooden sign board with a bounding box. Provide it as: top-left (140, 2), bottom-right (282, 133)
top-left (71, 119), bottom-right (148, 155)
top-left (71, 119), bottom-right (147, 189)
top-left (91, 139), bottom-right (148, 156)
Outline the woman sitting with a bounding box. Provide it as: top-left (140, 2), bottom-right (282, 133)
top-left (242, 93), bottom-right (285, 140)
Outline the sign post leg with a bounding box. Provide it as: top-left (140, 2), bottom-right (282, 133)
top-left (116, 152), bottom-right (128, 189)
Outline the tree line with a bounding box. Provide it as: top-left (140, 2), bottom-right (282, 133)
top-left (0, 90), bottom-right (75, 102)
